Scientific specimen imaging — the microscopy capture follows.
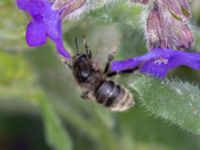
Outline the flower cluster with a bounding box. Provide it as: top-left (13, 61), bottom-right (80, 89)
top-left (17, 0), bottom-right (71, 59)
top-left (112, 0), bottom-right (199, 79)
top-left (17, 0), bottom-right (200, 79)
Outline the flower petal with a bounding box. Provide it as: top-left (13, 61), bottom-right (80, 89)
top-left (16, 0), bottom-right (29, 10)
top-left (26, 21), bottom-right (46, 46)
top-left (55, 40), bottom-right (71, 59)
top-left (111, 48), bottom-right (200, 78)
top-left (140, 58), bottom-right (169, 79)
top-left (167, 51), bottom-right (200, 69)
top-left (44, 12), bottom-right (62, 42)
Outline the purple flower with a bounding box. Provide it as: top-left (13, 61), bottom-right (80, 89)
top-left (17, 0), bottom-right (71, 59)
top-left (111, 48), bottom-right (200, 79)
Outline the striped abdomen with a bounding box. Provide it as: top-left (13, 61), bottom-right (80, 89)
top-left (95, 80), bottom-right (134, 111)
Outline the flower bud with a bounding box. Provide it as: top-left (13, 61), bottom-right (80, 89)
top-left (167, 18), bottom-right (193, 49)
top-left (146, 0), bottom-right (193, 50)
top-left (146, 7), bottom-right (167, 50)
top-left (130, 0), bottom-right (149, 5)
top-left (52, 0), bottom-right (86, 18)
top-left (159, 0), bottom-right (191, 22)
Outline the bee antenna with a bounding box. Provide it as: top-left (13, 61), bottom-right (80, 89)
top-left (82, 35), bottom-right (88, 50)
top-left (74, 37), bottom-right (79, 54)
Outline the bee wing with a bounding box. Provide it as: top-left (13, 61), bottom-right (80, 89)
top-left (85, 27), bottom-right (120, 68)
top-left (93, 39), bottom-right (119, 68)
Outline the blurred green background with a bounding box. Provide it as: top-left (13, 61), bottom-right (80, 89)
top-left (1, 0), bottom-right (200, 150)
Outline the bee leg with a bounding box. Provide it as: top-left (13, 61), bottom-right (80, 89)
top-left (81, 90), bottom-right (89, 99)
top-left (107, 67), bottom-right (139, 77)
top-left (83, 35), bottom-right (92, 58)
top-left (67, 64), bottom-right (73, 69)
top-left (106, 71), bottom-right (117, 77)
top-left (104, 50), bottom-right (116, 73)
top-left (120, 68), bottom-right (139, 73)
top-left (61, 58), bottom-right (72, 69)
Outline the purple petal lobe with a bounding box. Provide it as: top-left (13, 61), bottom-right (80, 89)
top-left (55, 40), bottom-right (71, 59)
top-left (16, 0), bottom-right (29, 10)
top-left (167, 51), bottom-right (200, 69)
top-left (26, 21), bottom-right (46, 47)
top-left (140, 58), bottom-right (169, 79)
top-left (112, 48), bottom-right (200, 78)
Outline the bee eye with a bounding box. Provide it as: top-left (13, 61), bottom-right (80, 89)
top-left (81, 66), bottom-right (91, 79)
top-left (80, 56), bottom-right (86, 61)
top-left (76, 54), bottom-right (87, 62)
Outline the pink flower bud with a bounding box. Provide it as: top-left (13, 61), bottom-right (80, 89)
top-left (146, 0), bottom-right (193, 50)
top-left (146, 7), bottom-right (167, 49)
top-left (52, 0), bottom-right (86, 17)
top-left (167, 17), bottom-right (193, 49)
top-left (177, 0), bottom-right (191, 18)
top-left (130, 0), bottom-right (149, 5)
top-left (159, 0), bottom-right (191, 22)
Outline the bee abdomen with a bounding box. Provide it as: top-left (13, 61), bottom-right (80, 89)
top-left (96, 80), bottom-right (134, 111)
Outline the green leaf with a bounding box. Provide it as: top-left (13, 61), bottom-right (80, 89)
top-left (192, 25), bottom-right (200, 51)
top-left (0, 1), bottom-right (28, 51)
top-left (0, 50), bottom-right (72, 150)
top-left (130, 76), bottom-right (200, 134)
top-left (39, 97), bottom-right (73, 150)
top-left (0, 51), bottom-right (39, 103)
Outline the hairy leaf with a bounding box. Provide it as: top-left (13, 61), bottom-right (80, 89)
top-left (131, 76), bottom-right (200, 134)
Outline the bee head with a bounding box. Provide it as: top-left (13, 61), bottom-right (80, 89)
top-left (72, 37), bottom-right (92, 63)
top-left (72, 52), bottom-right (93, 82)
top-left (73, 53), bottom-right (89, 63)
